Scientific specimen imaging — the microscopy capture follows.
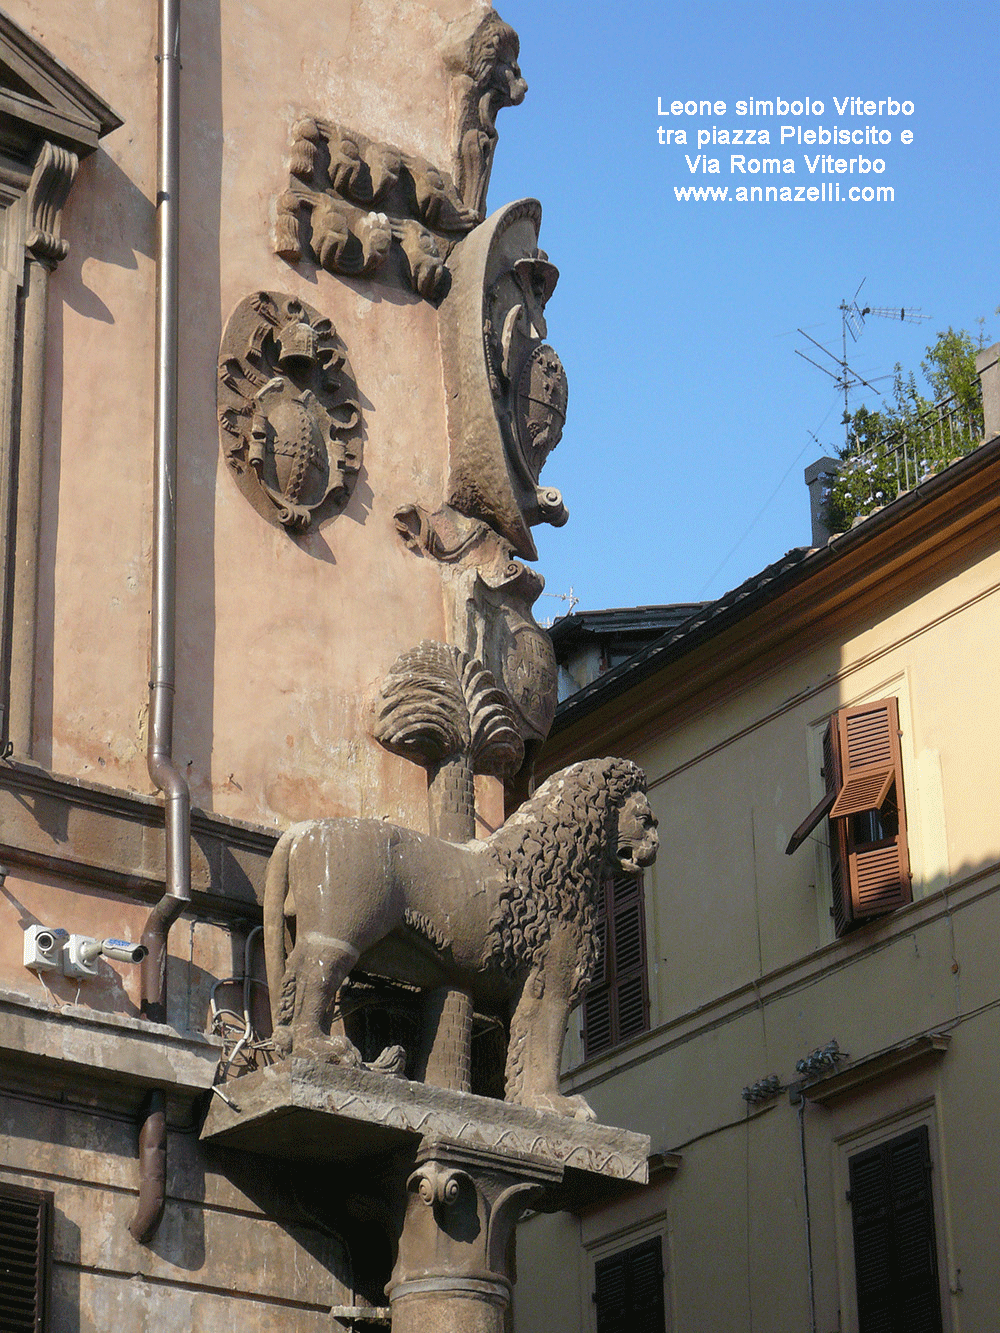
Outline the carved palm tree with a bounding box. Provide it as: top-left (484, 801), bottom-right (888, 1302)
top-left (374, 639), bottom-right (523, 841)
top-left (374, 640), bottom-right (523, 1090)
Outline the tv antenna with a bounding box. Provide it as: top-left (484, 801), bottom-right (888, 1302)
top-left (537, 586), bottom-right (579, 627)
top-left (795, 279), bottom-right (931, 450)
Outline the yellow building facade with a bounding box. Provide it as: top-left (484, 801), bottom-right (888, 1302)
top-left (519, 363), bottom-right (1000, 1332)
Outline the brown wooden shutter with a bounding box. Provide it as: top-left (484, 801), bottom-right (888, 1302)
top-left (829, 699), bottom-right (898, 818)
top-left (841, 699), bottom-right (910, 920)
top-left (787, 699), bottom-right (910, 935)
top-left (784, 787), bottom-right (835, 856)
top-left (583, 873), bottom-right (649, 1058)
top-left (0, 1182), bottom-right (53, 1333)
top-left (848, 1126), bottom-right (943, 1333)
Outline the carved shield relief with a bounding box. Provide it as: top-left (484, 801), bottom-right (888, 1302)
top-left (440, 199), bottom-right (567, 560)
top-left (218, 292), bottom-right (362, 530)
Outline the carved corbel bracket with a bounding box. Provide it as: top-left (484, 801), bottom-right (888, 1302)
top-left (392, 505), bottom-right (558, 781)
top-left (25, 141), bottom-right (79, 266)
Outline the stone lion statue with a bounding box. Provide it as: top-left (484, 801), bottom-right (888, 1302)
top-left (263, 756), bottom-right (658, 1118)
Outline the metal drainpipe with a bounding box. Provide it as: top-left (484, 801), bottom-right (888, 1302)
top-left (129, 0), bottom-right (190, 1246)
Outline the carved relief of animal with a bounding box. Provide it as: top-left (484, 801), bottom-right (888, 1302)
top-left (454, 11), bottom-right (528, 217)
top-left (263, 757), bottom-right (658, 1118)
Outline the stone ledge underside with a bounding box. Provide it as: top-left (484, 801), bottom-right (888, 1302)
top-left (201, 1059), bottom-right (650, 1209)
top-left (0, 986), bottom-right (220, 1113)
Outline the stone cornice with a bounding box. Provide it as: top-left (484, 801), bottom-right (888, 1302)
top-left (0, 759), bottom-right (276, 912)
top-left (795, 1032), bottom-right (950, 1106)
top-left (0, 984), bottom-right (221, 1114)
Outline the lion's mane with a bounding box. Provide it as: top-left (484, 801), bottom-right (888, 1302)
top-left (484, 757), bottom-right (647, 996)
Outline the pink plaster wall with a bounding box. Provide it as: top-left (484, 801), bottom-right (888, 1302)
top-left (12, 0), bottom-right (503, 832)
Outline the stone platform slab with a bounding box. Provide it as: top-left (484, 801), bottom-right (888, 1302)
top-left (201, 1058), bottom-right (650, 1210)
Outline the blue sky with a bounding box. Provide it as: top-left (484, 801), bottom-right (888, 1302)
top-left (487, 2), bottom-right (999, 616)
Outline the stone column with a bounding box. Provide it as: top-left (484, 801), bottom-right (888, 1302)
top-left (387, 1139), bottom-right (562, 1333)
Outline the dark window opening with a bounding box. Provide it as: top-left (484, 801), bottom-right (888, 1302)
top-left (850, 784), bottom-right (899, 846)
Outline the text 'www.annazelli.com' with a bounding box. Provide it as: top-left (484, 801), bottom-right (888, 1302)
top-left (673, 183), bottom-right (895, 203)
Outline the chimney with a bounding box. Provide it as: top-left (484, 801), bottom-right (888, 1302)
top-left (804, 455), bottom-right (841, 546)
top-left (975, 343), bottom-right (1000, 441)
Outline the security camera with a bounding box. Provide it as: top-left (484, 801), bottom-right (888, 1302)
top-left (64, 935), bottom-right (149, 978)
top-left (23, 924), bottom-right (69, 973)
top-left (100, 938), bottom-right (149, 964)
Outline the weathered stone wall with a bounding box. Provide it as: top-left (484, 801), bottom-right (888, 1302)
top-left (1, 1092), bottom-right (357, 1329)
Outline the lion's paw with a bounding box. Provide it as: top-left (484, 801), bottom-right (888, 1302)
top-left (292, 1035), bottom-right (365, 1068)
top-left (526, 1092), bottom-right (597, 1122)
top-left (367, 1044), bottom-right (407, 1077)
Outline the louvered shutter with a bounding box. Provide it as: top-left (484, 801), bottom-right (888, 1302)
top-left (594, 1249), bottom-right (628, 1333)
top-left (0, 1182), bottom-right (53, 1333)
top-left (629, 1236), bottom-right (666, 1332)
top-left (840, 700), bottom-right (910, 920)
top-left (583, 873), bottom-right (649, 1058)
top-left (583, 905), bottom-right (613, 1057)
top-left (594, 1237), bottom-right (665, 1333)
top-left (611, 874), bottom-right (649, 1043)
top-left (830, 700), bottom-right (898, 818)
top-left (848, 1126), bottom-right (942, 1333)
top-left (787, 700), bottom-right (910, 936)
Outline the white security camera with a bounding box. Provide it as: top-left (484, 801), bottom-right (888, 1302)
top-left (100, 938), bottom-right (149, 964)
top-left (64, 935), bottom-right (149, 978)
top-left (23, 924), bottom-right (69, 972)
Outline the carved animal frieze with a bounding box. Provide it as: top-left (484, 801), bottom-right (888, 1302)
top-left (262, 757), bottom-right (659, 1116)
top-left (275, 117), bottom-right (478, 301)
top-left (447, 9), bottom-right (528, 219)
top-left (442, 199), bottom-right (568, 559)
top-left (217, 292), bottom-right (362, 531)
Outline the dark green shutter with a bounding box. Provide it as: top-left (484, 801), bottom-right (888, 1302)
top-left (583, 873), bottom-right (649, 1058)
top-left (849, 1126), bottom-right (943, 1333)
top-left (823, 720), bottom-right (852, 936)
top-left (594, 1237), bottom-right (665, 1333)
top-left (0, 1182), bottom-right (53, 1332)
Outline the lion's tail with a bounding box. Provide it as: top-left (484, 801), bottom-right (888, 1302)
top-left (263, 824), bottom-right (304, 1034)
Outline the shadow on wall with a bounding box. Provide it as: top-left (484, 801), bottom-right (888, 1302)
top-left (172, 0), bottom-right (223, 813)
top-left (33, 152), bottom-right (157, 770)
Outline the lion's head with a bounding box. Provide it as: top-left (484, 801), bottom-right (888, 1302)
top-left (484, 757), bottom-right (654, 985)
top-left (470, 14), bottom-right (527, 111)
top-left (614, 789), bottom-right (659, 876)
